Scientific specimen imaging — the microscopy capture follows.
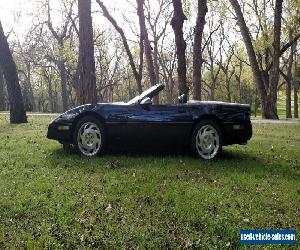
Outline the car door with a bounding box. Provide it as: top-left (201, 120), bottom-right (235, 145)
top-left (124, 104), bottom-right (165, 149)
top-left (107, 103), bottom-right (193, 151)
top-left (153, 104), bottom-right (194, 150)
top-left (105, 103), bottom-right (163, 149)
top-left (125, 103), bottom-right (193, 150)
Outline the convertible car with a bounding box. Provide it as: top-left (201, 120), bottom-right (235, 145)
top-left (47, 84), bottom-right (252, 160)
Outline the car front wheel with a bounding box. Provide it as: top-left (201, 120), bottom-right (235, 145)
top-left (191, 120), bottom-right (222, 160)
top-left (73, 116), bottom-right (105, 157)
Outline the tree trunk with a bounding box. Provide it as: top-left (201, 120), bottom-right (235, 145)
top-left (77, 0), bottom-right (97, 105)
top-left (23, 62), bottom-right (35, 111)
top-left (136, 0), bottom-right (158, 103)
top-left (44, 68), bottom-right (57, 113)
top-left (27, 63), bottom-right (35, 111)
top-left (192, 0), bottom-right (207, 100)
top-left (171, 0), bottom-right (188, 97)
top-left (294, 62), bottom-right (299, 118)
top-left (229, 0), bottom-right (280, 119)
top-left (294, 82), bottom-right (299, 118)
top-left (268, 0), bottom-right (283, 119)
top-left (254, 88), bottom-right (259, 117)
top-left (153, 40), bottom-right (160, 86)
top-left (286, 33), bottom-right (295, 119)
top-left (209, 79), bottom-right (216, 101)
top-left (57, 59), bottom-right (68, 111)
top-left (226, 79), bottom-right (232, 103)
top-left (0, 22), bottom-right (27, 123)
top-left (48, 81), bottom-right (56, 113)
top-left (166, 77), bottom-right (174, 104)
top-left (235, 61), bottom-right (243, 103)
top-left (0, 67), bottom-right (5, 111)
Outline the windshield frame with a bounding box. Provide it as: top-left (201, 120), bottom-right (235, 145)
top-left (127, 84), bottom-right (164, 104)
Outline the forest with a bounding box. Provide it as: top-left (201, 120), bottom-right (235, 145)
top-left (0, 0), bottom-right (299, 122)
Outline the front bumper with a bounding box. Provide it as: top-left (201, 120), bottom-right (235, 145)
top-left (47, 122), bottom-right (73, 144)
top-left (223, 121), bottom-right (252, 145)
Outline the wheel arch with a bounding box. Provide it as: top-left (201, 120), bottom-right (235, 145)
top-left (71, 111), bottom-right (107, 139)
top-left (190, 114), bottom-right (224, 140)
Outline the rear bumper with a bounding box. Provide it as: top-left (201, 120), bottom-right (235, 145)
top-left (47, 122), bottom-right (72, 144)
top-left (223, 121), bottom-right (252, 145)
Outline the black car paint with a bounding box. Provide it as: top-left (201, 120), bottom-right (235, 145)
top-left (47, 91), bottom-right (252, 153)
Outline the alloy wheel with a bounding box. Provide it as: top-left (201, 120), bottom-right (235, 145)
top-left (77, 122), bottom-right (102, 156)
top-left (195, 124), bottom-right (220, 160)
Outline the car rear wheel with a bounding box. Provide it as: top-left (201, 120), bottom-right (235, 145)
top-left (191, 120), bottom-right (222, 160)
top-left (73, 116), bottom-right (105, 157)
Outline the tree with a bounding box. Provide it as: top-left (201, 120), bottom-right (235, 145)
top-left (285, 33), bottom-right (296, 118)
top-left (283, 2), bottom-right (299, 119)
top-left (229, 0), bottom-right (299, 119)
top-left (96, 0), bottom-right (144, 94)
top-left (43, 66), bottom-right (57, 113)
top-left (171, 0), bottom-right (188, 97)
top-left (233, 58), bottom-right (245, 103)
top-left (294, 60), bottom-right (299, 118)
top-left (158, 50), bottom-right (176, 103)
top-left (19, 62), bottom-right (35, 112)
top-left (144, 0), bottom-right (175, 103)
top-left (76, 0), bottom-right (97, 104)
top-left (192, 0), bottom-right (207, 100)
top-left (220, 48), bottom-right (235, 103)
top-left (14, 28), bottom-right (40, 112)
top-left (46, 0), bottom-right (74, 111)
top-left (0, 67), bottom-right (5, 111)
top-left (136, 0), bottom-right (158, 103)
top-left (0, 22), bottom-right (27, 123)
top-left (145, 0), bottom-right (172, 84)
top-left (203, 18), bottom-right (223, 101)
top-left (268, 0), bottom-right (283, 119)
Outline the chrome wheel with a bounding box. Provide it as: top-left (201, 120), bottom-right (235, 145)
top-left (77, 122), bottom-right (102, 156)
top-left (195, 124), bottom-right (220, 160)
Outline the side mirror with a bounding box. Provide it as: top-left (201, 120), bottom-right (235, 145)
top-left (178, 94), bottom-right (187, 104)
top-left (140, 97), bottom-right (152, 105)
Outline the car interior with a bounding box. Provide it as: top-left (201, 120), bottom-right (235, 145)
top-left (129, 84), bottom-right (202, 106)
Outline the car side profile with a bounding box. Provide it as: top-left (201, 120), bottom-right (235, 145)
top-left (47, 84), bottom-right (252, 160)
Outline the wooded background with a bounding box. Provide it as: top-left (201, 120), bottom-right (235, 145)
top-left (0, 0), bottom-right (299, 122)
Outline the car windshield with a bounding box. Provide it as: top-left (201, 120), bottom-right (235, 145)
top-left (128, 84), bottom-right (163, 104)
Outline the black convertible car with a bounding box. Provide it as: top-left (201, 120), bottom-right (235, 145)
top-left (47, 84), bottom-right (252, 160)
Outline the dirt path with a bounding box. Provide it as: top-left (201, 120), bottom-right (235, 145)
top-left (1, 112), bottom-right (299, 125)
top-left (0, 112), bottom-right (60, 116)
top-left (251, 119), bottom-right (300, 125)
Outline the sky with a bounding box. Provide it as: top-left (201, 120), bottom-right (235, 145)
top-left (0, 0), bottom-right (144, 42)
top-left (0, 0), bottom-right (34, 34)
top-left (0, 0), bottom-right (240, 60)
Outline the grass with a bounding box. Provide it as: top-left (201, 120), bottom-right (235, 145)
top-left (0, 115), bottom-right (299, 249)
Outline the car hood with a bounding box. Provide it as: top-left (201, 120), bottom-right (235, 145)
top-left (53, 102), bottom-right (127, 121)
top-left (66, 102), bottom-right (127, 113)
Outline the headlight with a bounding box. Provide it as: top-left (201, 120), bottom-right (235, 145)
top-left (57, 125), bottom-right (70, 131)
top-left (51, 112), bottom-right (77, 123)
top-left (61, 113), bottom-right (77, 119)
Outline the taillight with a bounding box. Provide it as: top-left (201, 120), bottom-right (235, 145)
top-left (233, 124), bottom-right (245, 130)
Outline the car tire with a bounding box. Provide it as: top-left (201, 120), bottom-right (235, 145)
top-left (73, 116), bottom-right (106, 157)
top-left (191, 120), bottom-right (223, 160)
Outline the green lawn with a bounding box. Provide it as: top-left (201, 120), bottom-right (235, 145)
top-left (0, 116), bottom-right (299, 249)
